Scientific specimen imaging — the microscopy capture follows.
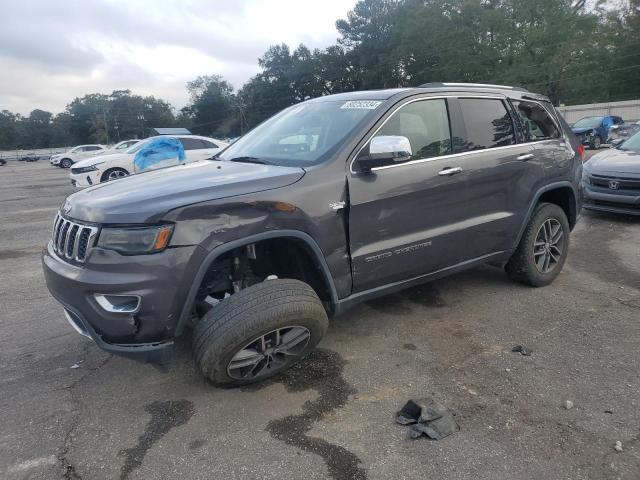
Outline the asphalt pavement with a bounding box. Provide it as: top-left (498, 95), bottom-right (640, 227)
top-left (1, 157), bottom-right (639, 480)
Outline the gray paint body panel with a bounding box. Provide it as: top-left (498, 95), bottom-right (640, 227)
top-left (42, 86), bottom-right (583, 358)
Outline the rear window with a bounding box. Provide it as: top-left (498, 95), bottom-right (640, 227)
top-left (512, 100), bottom-right (560, 141)
top-left (457, 98), bottom-right (516, 151)
top-left (180, 138), bottom-right (206, 150)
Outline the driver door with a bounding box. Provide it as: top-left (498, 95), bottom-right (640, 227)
top-left (348, 98), bottom-right (468, 292)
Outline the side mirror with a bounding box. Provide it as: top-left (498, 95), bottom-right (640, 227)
top-left (356, 135), bottom-right (413, 171)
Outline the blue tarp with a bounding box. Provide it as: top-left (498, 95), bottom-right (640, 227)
top-left (133, 137), bottom-right (186, 172)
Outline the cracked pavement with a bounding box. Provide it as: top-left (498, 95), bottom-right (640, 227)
top-left (1, 158), bottom-right (639, 479)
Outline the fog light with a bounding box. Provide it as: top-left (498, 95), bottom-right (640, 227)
top-left (94, 294), bottom-right (140, 313)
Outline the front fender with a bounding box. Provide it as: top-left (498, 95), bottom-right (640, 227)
top-left (174, 229), bottom-right (340, 336)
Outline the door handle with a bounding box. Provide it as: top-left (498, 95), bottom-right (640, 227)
top-left (438, 166), bottom-right (463, 176)
top-left (517, 153), bottom-right (534, 161)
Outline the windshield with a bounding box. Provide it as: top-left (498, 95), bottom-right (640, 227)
top-left (217, 100), bottom-right (378, 166)
top-left (573, 117), bottom-right (603, 129)
top-left (620, 131), bottom-right (640, 152)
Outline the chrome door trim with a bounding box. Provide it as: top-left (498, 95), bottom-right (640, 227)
top-left (369, 142), bottom-right (544, 172)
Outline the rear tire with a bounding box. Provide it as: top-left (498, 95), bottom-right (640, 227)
top-left (505, 202), bottom-right (570, 287)
top-left (60, 158), bottom-right (72, 168)
top-left (589, 136), bottom-right (601, 150)
top-left (193, 279), bottom-right (328, 387)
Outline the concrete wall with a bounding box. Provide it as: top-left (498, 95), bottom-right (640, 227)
top-left (557, 99), bottom-right (640, 124)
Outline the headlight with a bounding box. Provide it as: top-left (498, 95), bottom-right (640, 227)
top-left (73, 164), bottom-right (101, 173)
top-left (97, 225), bottom-right (174, 255)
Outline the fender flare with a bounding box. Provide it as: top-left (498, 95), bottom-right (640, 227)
top-left (175, 230), bottom-right (340, 336)
top-left (513, 181), bottom-right (578, 248)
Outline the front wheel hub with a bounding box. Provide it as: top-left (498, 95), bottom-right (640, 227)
top-left (226, 326), bottom-right (311, 380)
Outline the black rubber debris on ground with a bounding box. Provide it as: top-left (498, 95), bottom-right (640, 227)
top-left (395, 398), bottom-right (459, 440)
top-left (512, 345), bottom-right (533, 356)
top-left (118, 400), bottom-right (195, 480)
top-left (251, 349), bottom-right (366, 480)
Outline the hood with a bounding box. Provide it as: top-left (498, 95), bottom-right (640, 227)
top-left (73, 152), bottom-right (129, 168)
top-left (64, 160), bottom-right (306, 223)
top-left (586, 148), bottom-right (640, 176)
top-left (572, 127), bottom-right (595, 135)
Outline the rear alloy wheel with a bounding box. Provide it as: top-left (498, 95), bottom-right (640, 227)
top-left (193, 278), bottom-right (328, 387)
top-left (505, 202), bottom-right (570, 287)
top-left (101, 168), bottom-right (129, 182)
top-left (60, 158), bottom-right (72, 168)
top-left (590, 136), bottom-right (601, 150)
top-left (532, 218), bottom-right (565, 274)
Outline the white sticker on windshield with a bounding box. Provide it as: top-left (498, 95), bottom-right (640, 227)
top-left (340, 100), bottom-right (382, 110)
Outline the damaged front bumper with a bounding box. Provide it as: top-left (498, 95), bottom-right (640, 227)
top-left (42, 241), bottom-right (205, 363)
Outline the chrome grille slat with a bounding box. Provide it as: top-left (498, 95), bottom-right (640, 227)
top-left (51, 213), bottom-right (99, 263)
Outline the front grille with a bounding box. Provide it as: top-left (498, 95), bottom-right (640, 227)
top-left (51, 213), bottom-right (99, 263)
top-left (590, 174), bottom-right (640, 192)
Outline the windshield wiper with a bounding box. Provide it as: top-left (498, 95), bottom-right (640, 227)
top-left (228, 156), bottom-right (269, 165)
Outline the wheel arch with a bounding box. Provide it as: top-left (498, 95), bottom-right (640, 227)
top-left (514, 181), bottom-right (578, 249)
top-left (175, 230), bottom-right (339, 336)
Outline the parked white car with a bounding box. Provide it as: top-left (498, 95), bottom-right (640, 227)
top-left (69, 135), bottom-right (228, 188)
top-left (105, 139), bottom-right (140, 153)
top-left (50, 145), bottom-right (107, 168)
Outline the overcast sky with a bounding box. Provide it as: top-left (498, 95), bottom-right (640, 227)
top-left (0, 0), bottom-right (358, 115)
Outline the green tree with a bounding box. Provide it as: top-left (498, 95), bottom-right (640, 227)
top-left (186, 75), bottom-right (237, 136)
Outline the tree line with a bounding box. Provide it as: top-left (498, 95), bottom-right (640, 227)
top-left (2, 0), bottom-right (639, 150)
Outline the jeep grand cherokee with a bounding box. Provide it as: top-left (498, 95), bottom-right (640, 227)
top-left (43, 83), bottom-right (583, 386)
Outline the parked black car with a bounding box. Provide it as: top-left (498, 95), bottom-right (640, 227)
top-left (43, 83), bottom-right (583, 386)
top-left (20, 153), bottom-right (40, 162)
top-left (582, 131), bottom-right (640, 216)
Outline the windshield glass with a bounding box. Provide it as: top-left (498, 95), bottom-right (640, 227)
top-left (573, 117), bottom-right (603, 129)
top-left (217, 100), bottom-right (378, 166)
top-left (620, 131), bottom-right (640, 152)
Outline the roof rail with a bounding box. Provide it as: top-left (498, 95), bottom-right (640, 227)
top-left (418, 82), bottom-right (529, 92)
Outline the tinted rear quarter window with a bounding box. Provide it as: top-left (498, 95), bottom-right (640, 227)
top-left (512, 100), bottom-right (560, 141)
top-left (180, 138), bottom-right (207, 150)
top-left (457, 98), bottom-right (515, 151)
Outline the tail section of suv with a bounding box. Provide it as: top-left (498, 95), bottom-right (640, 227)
top-left (43, 83), bottom-right (582, 386)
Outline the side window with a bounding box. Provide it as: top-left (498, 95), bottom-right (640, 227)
top-left (86, 146), bottom-right (101, 151)
top-left (512, 100), bottom-right (560, 141)
top-left (457, 98), bottom-right (516, 151)
top-left (373, 99), bottom-right (452, 160)
top-left (180, 138), bottom-right (204, 150)
top-left (201, 140), bottom-right (219, 149)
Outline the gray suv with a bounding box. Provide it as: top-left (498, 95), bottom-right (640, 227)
top-left (43, 83), bottom-right (583, 386)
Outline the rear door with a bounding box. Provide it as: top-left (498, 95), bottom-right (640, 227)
top-left (348, 97), bottom-right (468, 292)
top-left (447, 97), bottom-right (540, 260)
